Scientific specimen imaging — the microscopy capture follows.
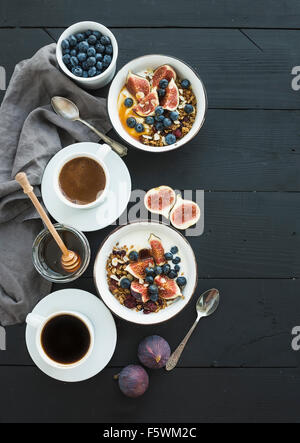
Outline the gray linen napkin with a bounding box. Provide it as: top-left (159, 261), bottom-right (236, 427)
top-left (0, 43), bottom-right (112, 326)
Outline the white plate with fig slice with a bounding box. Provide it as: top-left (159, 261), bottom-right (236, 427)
top-left (107, 54), bottom-right (207, 153)
top-left (93, 221), bottom-right (198, 325)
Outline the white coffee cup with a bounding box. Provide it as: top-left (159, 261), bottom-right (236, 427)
top-left (54, 144), bottom-right (111, 209)
top-left (26, 310), bottom-right (94, 369)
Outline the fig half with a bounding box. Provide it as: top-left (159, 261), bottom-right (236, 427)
top-left (148, 233), bottom-right (166, 266)
top-left (144, 185), bottom-right (176, 219)
top-left (131, 281), bottom-right (150, 303)
top-left (126, 72), bottom-right (150, 100)
top-left (169, 194), bottom-right (201, 230)
top-left (161, 78), bottom-right (179, 111)
top-left (152, 64), bottom-right (177, 88)
top-left (126, 257), bottom-right (154, 280)
top-left (154, 275), bottom-right (181, 300)
top-left (133, 89), bottom-right (159, 117)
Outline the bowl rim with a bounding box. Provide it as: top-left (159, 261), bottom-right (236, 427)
top-left (107, 54), bottom-right (208, 153)
top-left (56, 20), bottom-right (118, 83)
top-left (93, 220), bottom-right (198, 325)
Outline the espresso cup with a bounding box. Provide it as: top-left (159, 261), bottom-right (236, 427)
top-left (54, 144), bottom-right (111, 209)
top-left (26, 310), bottom-right (94, 369)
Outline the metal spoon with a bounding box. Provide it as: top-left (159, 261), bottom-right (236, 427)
top-left (165, 288), bottom-right (220, 371)
top-left (51, 96), bottom-right (128, 157)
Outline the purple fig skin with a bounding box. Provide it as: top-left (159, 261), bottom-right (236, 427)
top-left (138, 335), bottom-right (171, 369)
top-left (118, 365), bottom-right (149, 398)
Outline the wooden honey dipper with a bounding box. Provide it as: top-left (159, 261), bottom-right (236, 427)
top-left (15, 172), bottom-right (81, 273)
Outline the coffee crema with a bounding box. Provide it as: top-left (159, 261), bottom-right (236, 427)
top-left (59, 156), bottom-right (106, 205)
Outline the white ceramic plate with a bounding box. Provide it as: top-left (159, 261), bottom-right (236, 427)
top-left (25, 289), bottom-right (117, 382)
top-left (94, 221), bottom-right (198, 325)
top-left (41, 142), bottom-right (131, 232)
top-left (108, 54), bottom-right (207, 153)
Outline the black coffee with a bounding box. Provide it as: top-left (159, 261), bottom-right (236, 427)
top-left (41, 314), bottom-right (91, 365)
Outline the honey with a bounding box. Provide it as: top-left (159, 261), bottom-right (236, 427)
top-left (117, 87), bottom-right (149, 140)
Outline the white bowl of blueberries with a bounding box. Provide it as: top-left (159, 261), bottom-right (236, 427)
top-left (56, 21), bottom-right (118, 89)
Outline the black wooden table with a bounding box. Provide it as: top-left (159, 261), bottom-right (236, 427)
top-left (0, 0), bottom-right (300, 424)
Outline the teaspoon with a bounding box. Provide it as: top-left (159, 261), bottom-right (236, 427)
top-left (165, 288), bottom-right (220, 371)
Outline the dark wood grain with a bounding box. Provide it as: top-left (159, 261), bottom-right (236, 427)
top-left (1, 0), bottom-right (300, 29)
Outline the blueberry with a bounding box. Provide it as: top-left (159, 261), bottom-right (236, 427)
top-left (72, 66), bottom-right (83, 77)
top-left (100, 35), bottom-right (111, 46)
top-left (158, 89), bottom-right (166, 98)
top-left (88, 66), bottom-right (97, 77)
top-left (135, 123), bottom-right (144, 133)
top-left (105, 45), bottom-right (113, 55)
top-left (172, 256), bottom-right (181, 264)
top-left (124, 97), bottom-right (133, 108)
top-left (95, 43), bottom-right (105, 53)
top-left (75, 33), bottom-right (85, 42)
top-left (164, 252), bottom-right (173, 261)
top-left (176, 276), bottom-right (187, 287)
top-left (85, 30), bottom-right (92, 37)
top-left (70, 56), bottom-right (78, 67)
top-left (82, 70), bottom-right (88, 78)
top-left (88, 35), bottom-right (97, 45)
top-left (120, 278), bottom-right (131, 289)
top-left (62, 54), bottom-right (71, 65)
top-left (62, 48), bottom-right (70, 55)
top-left (155, 106), bottom-right (164, 116)
top-left (103, 55), bottom-right (112, 67)
top-left (170, 246), bottom-right (178, 254)
top-left (129, 250), bottom-right (139, 261)
top-left (96, 61), bottom-right (103, 71)
top-left (95, 53), bottom-right (103, 62)
top-left (148, 284), bottom-right (158, 294)
top-left (145, 267), bottom-right (155, 276)
top-left (159, 78), bottom-right (169, 89)
top-left (181, 79), bottom-right (190, 89)
top-left (174, 264), bottom-right (180, 272)
top-left (146, 276), bottom-right (154, 284)
top-left (61, 39), bottom-right (70, 50)
top-left (165, 133), bottom-right (176, 145)
top-left (87, 47), bottom-right (96, 57)
top-left (87, 56), bottom-right (96, 67)
top-left (127, 117), bottom-right (136, 128)
top-left (155, 122), bottom-right (164, 131)
top-left (68, 35), bottom-right (77, 47)
top-left (155, 114), bottom-right (164, 122)
top-left (70, 49), bottom-right (77, 57)
top-left (184, 104), bottom-right (194, 114)
top-left (93, 30), bottom-right (102, 39)
top-left (78, 41), bottom-right (89, 53)
top-left (77, 52), bottom-right (87, 63)
top-left (150, 293), bottom-right (158, 302)
top-left (82, 61), bottom-right (88, 70)
top-left (145, 116), bottom-right (154, 125)
top-left (154, 266), bottom-right (162, 275)
top-left (168, 270), bottom-right (177, 279)
top-left (170, 111), bottom-right (179, 121)
top-left (163, 117), bottom-right (172, 128)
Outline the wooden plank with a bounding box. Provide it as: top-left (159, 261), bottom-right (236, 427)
top-left (0, 366), bottom-right (300, 422)
top-left (1, 278), bottom-right (299, 368)
top-left (46, 28), bottom-right (300, 109)
top-left (1, 0), bottom-right (300, 28)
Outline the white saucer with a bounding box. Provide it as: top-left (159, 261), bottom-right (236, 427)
top-left (25, 289), bottom-right (117, 382)
top-left (41, 142), bottom-right (132, 232)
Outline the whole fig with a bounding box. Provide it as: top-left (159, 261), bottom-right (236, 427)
top-left (118, 365), bottom-right (149, 398)
top-left (138, 335), bottom-right (171, 369)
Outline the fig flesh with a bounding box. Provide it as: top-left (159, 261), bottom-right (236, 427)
top-left (118, 365), bottom-right (149, 398)
top-left (126, 257), bottom-right (154, 279)
top-left (133, 89), bottom-right (159, 117)
top-left (161, 78), bottom-right (179, 111)
top-left (170, 194), bottom-right (201, 230)
top-left (152, 64), bottom-right (177, 88)
top-left (138, 335), bottom-right (171, 369)
top-left (144, 185), bottom-right (176, 219)
top-left (126, 72), bottom-right (150, 100)
top-left (131, 281), bottom-right (150, 303)
top-left (154, 275), bottom-right (181, 299)
top-left (148, 233), bottom-right (166, 266)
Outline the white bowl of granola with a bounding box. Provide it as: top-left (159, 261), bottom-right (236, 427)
top-left (93, 221), bottom-right (198, 325)
top-left (107, 54), bottom-right (207, 153)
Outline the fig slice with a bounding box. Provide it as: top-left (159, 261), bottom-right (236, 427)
top-left (131, 281), bottom-right (150, 303)
top-left (125, 257), bottom-right (154, 280)
top-left (144, 185), bottom-right (176, 219)
top-left (133, 89), bottom-right (159, 117)
top-left (170, 195), bottom-right (201, 230)
top-left (148, 233), bottom-right (166, 266)
top-left (161, 78), bottom-right (179, 111)
top-left (126, 72), bottom-right (151, 100)
top-left (152, 65), bottom-right (177, 88)
top-left (154, 275), bottom-right (181, 300)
